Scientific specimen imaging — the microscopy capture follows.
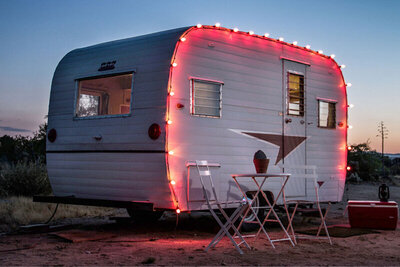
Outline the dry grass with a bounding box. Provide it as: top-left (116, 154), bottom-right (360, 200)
top-left (0, 196), bottom-right (117, 230)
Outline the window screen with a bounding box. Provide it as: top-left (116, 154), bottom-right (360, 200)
top-left (76, 73), bottom-right (133, 118)
top-left (318, 100), bottom-right (336, 128)
top-left (191, 79), bottom-right (222, 118)
top-left (287, 73), bottom-right (305, 116)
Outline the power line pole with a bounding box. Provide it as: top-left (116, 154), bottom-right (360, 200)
top-left (377, 121), bottom-right (389, 176)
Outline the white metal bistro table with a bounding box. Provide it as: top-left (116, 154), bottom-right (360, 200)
top-left (231, 173), bottom-right (295, 248)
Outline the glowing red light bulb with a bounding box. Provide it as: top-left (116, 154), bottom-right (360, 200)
top-left (347, 146), bottom-right (352, 151)
top-left (346, 166), bottom-right (351, 171)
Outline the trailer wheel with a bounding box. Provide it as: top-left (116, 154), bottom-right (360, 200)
top-left (240, 191), bottom-right (273, 232)
top-left (126, 209), bottom-right (164, 222)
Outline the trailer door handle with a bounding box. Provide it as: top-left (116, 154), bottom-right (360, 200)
top-left (93, 135), bottom-right (102, 141)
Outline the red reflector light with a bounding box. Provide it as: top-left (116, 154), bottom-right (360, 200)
top-left (47, 128), bottom-right (57, 143)
top-left (148, 123), bottom-right (161, 140)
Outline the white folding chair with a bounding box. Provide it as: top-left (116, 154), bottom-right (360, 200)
top-left (195, 160), bottom-right (251, 254)
top-left (284, 165), bottom-right (332, 245)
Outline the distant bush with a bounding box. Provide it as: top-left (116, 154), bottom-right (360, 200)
top-left (0, 123), bottom-right (47, 164)
top-left (0, 161), bottom-right (51, 197)
top-left (347, 141), bottom-right (392, 181)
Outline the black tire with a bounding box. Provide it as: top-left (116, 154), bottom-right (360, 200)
top-left (240, 192), bottom-right (266, 232)
top-left (126, 209), bottom-right (164, 222)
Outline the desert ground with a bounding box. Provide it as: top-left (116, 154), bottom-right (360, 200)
top-left (0, 182), bottom-right (399, 266)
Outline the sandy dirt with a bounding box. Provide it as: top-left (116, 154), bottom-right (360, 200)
top-left (1, 183), bottom-right (399, 266)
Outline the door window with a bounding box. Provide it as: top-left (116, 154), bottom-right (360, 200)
top-left (287, 73), bottom-right (305, 116)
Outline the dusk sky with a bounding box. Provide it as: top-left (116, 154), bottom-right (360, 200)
top-left (0, 0), bottom-right (399, 152)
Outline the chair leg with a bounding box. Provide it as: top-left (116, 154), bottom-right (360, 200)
top-left (206, 208), bottom-right (244, 254)
top-left (209, 204), bottom-right (251, 250)
top-left (316, 202), bottom-right (332, 245)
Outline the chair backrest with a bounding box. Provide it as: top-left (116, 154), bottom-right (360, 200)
top-left (280, 165), bottom-right (321, 201)
top-left (195, 160), bottom-right (219, 205)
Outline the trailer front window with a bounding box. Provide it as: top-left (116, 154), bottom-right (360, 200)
top-left (190, 79), bottom-right (222, 118)
top-left (76, 73), bottom-right (133, 118)
top-left (318, 100), bottom-right (336, 128)
top-left (287, 73), bottom-right (304, 116)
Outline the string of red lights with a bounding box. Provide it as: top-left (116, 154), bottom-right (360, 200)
top-left (166, 23), bottom-right (353, 213)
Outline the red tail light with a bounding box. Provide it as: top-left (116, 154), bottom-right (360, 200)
top-left (148, 123), bottom-right (161, 140)
top-left (47, 128), bottom-right (57, 143)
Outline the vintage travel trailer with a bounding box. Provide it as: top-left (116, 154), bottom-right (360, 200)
top-left (41, 25), bottom-right (348, 220)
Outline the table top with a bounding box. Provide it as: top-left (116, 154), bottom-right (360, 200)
top-left (231, 173), bottom-right (291, 178)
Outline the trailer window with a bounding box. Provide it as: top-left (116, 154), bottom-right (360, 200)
top-left (76, 73), bottom-right (133, 118)
top-left (318, 100), bottom-right (336, 128)
top-left (190, 79), bottom-right (222, 118)
top-left (287, 73), bottom-right (304, 116)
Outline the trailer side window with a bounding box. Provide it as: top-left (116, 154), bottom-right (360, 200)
top-left (287, 73), bottom-right (305, 116)
top-left (190, 79), bottom-right (222, 118)
top-left (76, 73), bottom-right (133, 118)
top-left (318, 100), bottom-right (336, 128)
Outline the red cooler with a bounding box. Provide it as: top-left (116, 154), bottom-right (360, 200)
top-left (347, 200), bottom-right (398, 230)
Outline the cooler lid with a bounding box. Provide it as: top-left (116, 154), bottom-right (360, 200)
top-left (348, 200), bottom-right (398, 207)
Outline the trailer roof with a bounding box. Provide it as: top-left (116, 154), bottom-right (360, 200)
top-left (73, 26), bottom-right (191, 53)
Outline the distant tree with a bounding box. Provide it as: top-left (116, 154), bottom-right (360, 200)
top-left (0, 123), bottom-right (47, 164)
top-left (347, 140), bottom-right (389, 181)
top-left (0, 135), bottom-right (19, 163)
top-left (30, 123), bottom-right (47, 163)
top-left (389, 158), bottom-right (400, 176)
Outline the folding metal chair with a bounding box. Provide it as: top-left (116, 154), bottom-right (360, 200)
top-left (284, 165), bottom-right (332, 245)
top-left (195, 160), bottom-right (251, 254)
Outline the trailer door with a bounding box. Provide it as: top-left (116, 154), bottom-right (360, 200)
top-left (282, 60), bottom-right (308, 197)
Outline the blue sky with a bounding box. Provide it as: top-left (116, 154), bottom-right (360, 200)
top-left (0, 0), bottom-right (399, 152)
